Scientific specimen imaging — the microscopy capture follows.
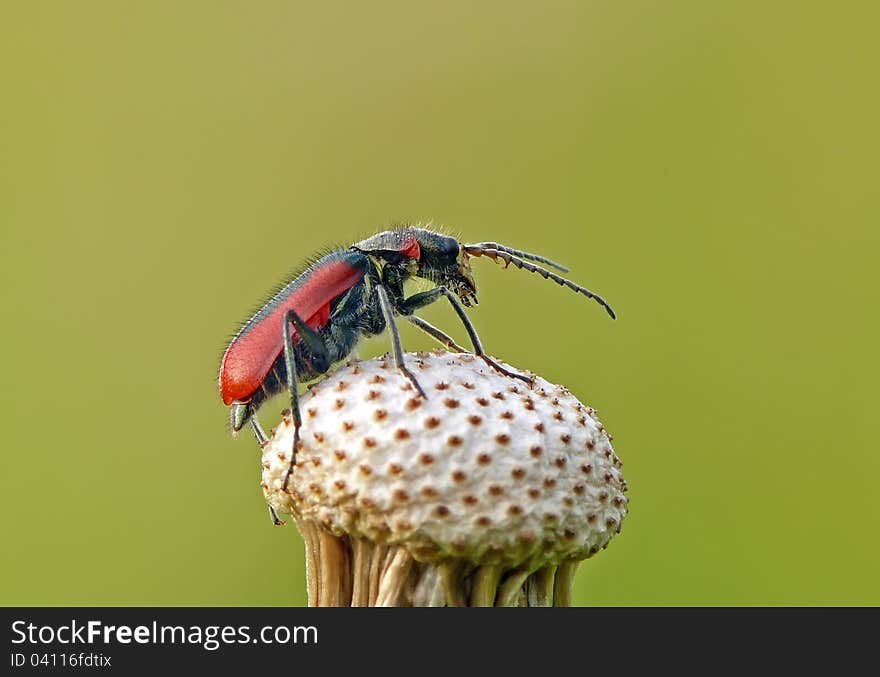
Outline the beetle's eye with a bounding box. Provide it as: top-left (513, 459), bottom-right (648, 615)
top-left (439, 236), bottom-right (460, 258)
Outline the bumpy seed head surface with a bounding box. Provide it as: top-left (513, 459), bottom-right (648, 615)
top-left (262, 351), bottom-right (627, 568)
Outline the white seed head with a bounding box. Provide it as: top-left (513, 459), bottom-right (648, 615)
top-left (262, 351), bottom-right (627, 569)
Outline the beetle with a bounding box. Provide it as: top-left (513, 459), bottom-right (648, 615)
top-left (219, 226), bottom-right (615, 520)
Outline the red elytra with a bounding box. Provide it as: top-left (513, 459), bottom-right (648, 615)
top-left (219, 258), bottom-right (366, 405)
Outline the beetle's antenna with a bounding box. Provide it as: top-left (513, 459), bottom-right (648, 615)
top-left (464, 242), bottom-right (570, 272)
top-left (464, 246), bottom-right (616, 319)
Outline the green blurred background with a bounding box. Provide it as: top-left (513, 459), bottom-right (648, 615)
top-left (1, 1), bottom-right (877, 606)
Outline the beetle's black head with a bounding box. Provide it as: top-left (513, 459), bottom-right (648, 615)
top-left (411, 229), bottom-right (478, 306)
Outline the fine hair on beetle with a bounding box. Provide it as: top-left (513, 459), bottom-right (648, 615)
top-left (218, 225), bottom-right (616, 519)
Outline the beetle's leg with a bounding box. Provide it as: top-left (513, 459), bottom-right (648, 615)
top-left (376, 285), bottom-right (428, 398)
top-left (250, 415), bottom-right (268, 445)
top-left (243, 414), bottom-right (283, 524)
top-left (268, 504), bottom-right (284, 526)
top-left (405, 314), bottom-right (468, 353)
top-left (399, 287), bottom-right (534, 385)
top-left (281, 310), bottom-right (311, 491)
top-left (285, 309), bottom-right (332, 373)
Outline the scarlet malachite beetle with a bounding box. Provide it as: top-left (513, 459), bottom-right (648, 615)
top-left (219, 226), bottom-right (615, 520)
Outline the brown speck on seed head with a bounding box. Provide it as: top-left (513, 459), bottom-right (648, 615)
top-left (335, 398), bottom-right (345, 409)
top-left (606, 517), bottom-right (617, 528)
top-left (351, 364), bottom-right (361, 375)
top-left (462, 382), bottom-right (475, 390)
top-left (543, 478), bottom-right (557, 489)
top-left (528, 488), bottom-right (541, 499)
top-left (467, 415), bottom-right (482, 426)
top-left (448, 435), bottom-right (463, 447)
top-left (604, 449), bottom-right (613, 459)
top-left (508, 385), bottom-right (520, 394)
top-left (310, 456), bottom-right (322, 467)
top-left (359, 497), bottom-right (376, 509)
top-left (555, 456), bottom-right (567, 468)
top-left (425, 416), bottom-right (441, 429)
top-left (534, 422), bottom-right (545, 433)
top-left (543, 513), bottom-right (558, 523)
top-left (507, 505), bottom-right (523, 517)
top-left (573, 484), bottom-right (586, 495)
top-left (511, 468), bottom-right (526, 480)
top-left (563, 497), bottom-right (575, 507)
top-left (523, 398), bottom-right (535, 411)
top-left (395, 519), bottom-right (413, 532)
top-left (363, 437), bottom-right (377, 449)
top-left (599, 491), bottom-right (609, 503)
top-left (604, 471), bottom-right (614, 483)
top-left (394, 490), bottom-right (410, 503)
top-left (577, 416), bottom-right (586, 426)
top-left (476, 397), bottom-right (489, 407)
top-left (308, 482), bottom-right (322, 494)
top-left (336, 381), bottom-right (348, 391)
top-left (560, 434), bottom-right (571, 445)
top-left (434, 505), bottom-right (450, 518)
top-left (313, 432), bottom-right (325, 443)
top-left (359, 464), bottom-right (373, 476)
top-left (530, 446), bottom-right (543, 458)
top-left (613, 496), bottom-right (625, 507)
top-left (452, 470), bottom-right (467, 483)
top-left (421, 486), bottom-right (438, 498)
top-left (374, 409), bottom-right (388, 421)
top-left (586, 439), bottom-right (595, 450)
top-left (389, 463), bottom-right (404, 476)
top-left (553, 411), bottom-right (564, 422)
top-left (334, 479), bottom-right (346, 491)
top-left (419, 453), bottom-right (435, 465)
top-left (581, 463), bottom-right (592, 475)
top-left (495, 434), bottom-right (511, 445)
top-left (475, 516), bottom-right (491, 527)
top-left (435, 382), bottom-right (449, 390)
top-left (405, 397), bottom-right (422, 411)
top-left (277, 452), bottom-right (287, 462)
top-left (307, 408), bottom-right (318, 418)
top-left (370, 374), bottom-right (386, 384)
top-left (564, 529), bottom-right (577, 540)
top-left (587, 513), bottom-right (597, 524)
top-left (395, 428), bottom-right (411, 441)
top-left (342, 421), bottom-right (355, 432)
top-left (492, 392), bottom-right (505, 400)
top-left (462, 494), bottom-right (478, 506)
top-left (367, 390), bottom-right (381, 401)
top-left (488, 484), bottom-right (504, 497)
top-left (500, 411), bottom-right (514, 420)
top-left (477, 453), bottom-right (492, 465)
top-left (444, 398), bottom-right (460, 409)
top-left (518, 530), bottom-right (536, 544)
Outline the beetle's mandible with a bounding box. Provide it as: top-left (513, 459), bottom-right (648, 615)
top-left (218, 226), bottom-right (615, 520)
